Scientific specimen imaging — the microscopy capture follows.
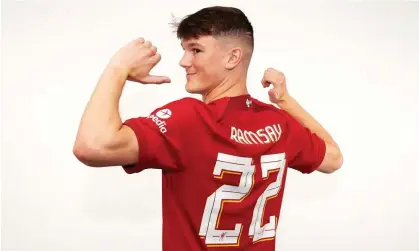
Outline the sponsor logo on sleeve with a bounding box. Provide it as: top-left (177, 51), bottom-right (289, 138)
top-left (147, 109), bottom-right (172, 133)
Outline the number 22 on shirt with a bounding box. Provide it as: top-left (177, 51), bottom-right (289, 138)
top-left (199, 152), bottom-right (286, 246)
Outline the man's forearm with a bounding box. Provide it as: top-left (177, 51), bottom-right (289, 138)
top-left (75, 65), bottom-right (127, 147)
top-left (277, 96), bottom-right (339, 148)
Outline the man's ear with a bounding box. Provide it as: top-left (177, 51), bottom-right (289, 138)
top-left (225, 47), bottom-right (243, 70)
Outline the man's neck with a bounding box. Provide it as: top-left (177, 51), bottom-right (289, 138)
top-left (202, 74), bottom-right (249, 104)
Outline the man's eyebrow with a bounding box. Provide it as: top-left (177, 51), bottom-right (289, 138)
top-left (181, 42), bottom-right (204, 48)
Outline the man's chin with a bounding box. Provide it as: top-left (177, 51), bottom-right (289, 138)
top-left (185, 82), bottom-right (204, 94)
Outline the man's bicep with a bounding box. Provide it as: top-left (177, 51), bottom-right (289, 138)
top-left (95, 125), bottom-right (139, 167)
top-left (119, 118), bottom-right (154, 174)
top-left (73, 124), bottom-right (139, 167)
top-left (112, 125), bottom-right (140, 166)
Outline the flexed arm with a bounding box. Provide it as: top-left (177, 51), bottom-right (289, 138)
top-left (73, 38), bottom-right (171, 167)
top-left (262, 68), bottom-right (343, 173)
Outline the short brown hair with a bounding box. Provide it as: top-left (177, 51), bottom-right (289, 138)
top-left (172, 6), bottom-right (254, 49)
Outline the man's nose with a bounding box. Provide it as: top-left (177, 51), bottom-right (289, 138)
top-left (179, 53), bottom-right (192, 68)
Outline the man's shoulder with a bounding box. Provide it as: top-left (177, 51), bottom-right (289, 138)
top-left (151, 97), bottom-right (202, 124)
top-left (158, 97), bottom-right (202, 116)
top-left (250, 97), bottom-right (298, 126)
top-left (164, 97), bottom-right (202, 109)
top-left (251, 97), bottom-right (284, 114)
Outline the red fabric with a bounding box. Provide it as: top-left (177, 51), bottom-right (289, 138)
top-left (122, 95), bottom-right (326, 251)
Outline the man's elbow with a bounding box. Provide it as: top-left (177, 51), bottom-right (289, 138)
top-left (332, 154), bottom-right (344, 173)
top-left (73, 140), bottom-right (105, 167)
top-left (326, 152), bottom-right (344, 174)
top-left (317, 146), bottom-right (344, 174)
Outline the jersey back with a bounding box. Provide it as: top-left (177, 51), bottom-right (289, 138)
top-left (122, 95), bottom-right (326, 251)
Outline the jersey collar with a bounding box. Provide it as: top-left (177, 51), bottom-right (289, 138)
top-left (208, 94), bottom-right (253, 122)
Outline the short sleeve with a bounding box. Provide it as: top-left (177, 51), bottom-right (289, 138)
top-left (121, 98), bottom-right (198, 174)
top-left (285, 112), bottom-right (326, 174)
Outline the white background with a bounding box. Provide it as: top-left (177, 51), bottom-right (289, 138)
top-left (2, 1), bottom-right (419, 251)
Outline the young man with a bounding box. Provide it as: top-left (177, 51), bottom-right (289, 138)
top-left (74, 6), bottom-right (343, 251)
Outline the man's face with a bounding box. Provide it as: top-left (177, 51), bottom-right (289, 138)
top-left (179, 36), bottom-right (228, 94)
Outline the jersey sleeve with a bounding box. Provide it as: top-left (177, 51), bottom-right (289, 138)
top-left (121, 98), bottom-right (198, 174)
top-left (284, 112), bottom-right (326, 174)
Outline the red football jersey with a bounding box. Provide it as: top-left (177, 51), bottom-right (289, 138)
top-left (122, 94), bottom-right (326, 251)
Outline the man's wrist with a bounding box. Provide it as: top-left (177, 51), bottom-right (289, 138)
top-left (275, 95), bottom-right (296, 110)
top-left (104, 63), bottom-right (129, 83)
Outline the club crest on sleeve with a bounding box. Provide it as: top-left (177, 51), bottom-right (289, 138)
top-left (147, 109), bottom-right (172, 134)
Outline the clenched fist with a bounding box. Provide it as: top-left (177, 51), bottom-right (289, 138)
top-left (261, 68), bottom-right (290, 103)
top-left (109, 38), bottom-right (171, 84)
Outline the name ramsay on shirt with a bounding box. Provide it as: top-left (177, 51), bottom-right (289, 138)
top-left (231, 124), bottom-right (282, 144)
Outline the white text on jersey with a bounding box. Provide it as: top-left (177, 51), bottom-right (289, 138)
top-left (148, 114), bottom-right (168, 133)
top-left (231, 124), bottom-right (282, 144)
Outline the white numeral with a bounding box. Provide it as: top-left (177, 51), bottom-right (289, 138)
top-left (249, 153), bottom-right (286, 242)
top-left (199, 153), bottom-right (255, 246)
top-left (199, 152), bottom-right (286, 246)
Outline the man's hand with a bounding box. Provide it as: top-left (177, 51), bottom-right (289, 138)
top-left (261, 68), bottom-right (290, 103)
top-left (109, 38), bottom-right (171, 84)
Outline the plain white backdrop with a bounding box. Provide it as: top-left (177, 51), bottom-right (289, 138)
top-left (2, 1), bottom-right (419, 251)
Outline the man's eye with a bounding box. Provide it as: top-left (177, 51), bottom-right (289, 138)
top-left (193, 49), bottom-right (201, 54)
